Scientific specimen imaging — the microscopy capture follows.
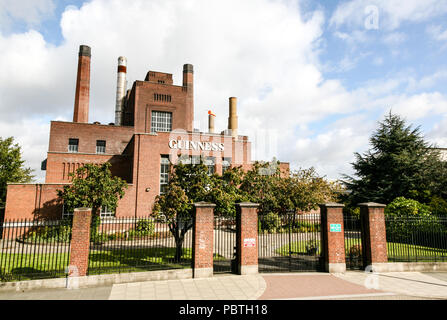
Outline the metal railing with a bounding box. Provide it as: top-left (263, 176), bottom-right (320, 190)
top-left (386, 216), bottom-right (447, 262)
top-left (343, 214), bottom-right (363, 270)
top-left (0, 218), bottom-right (72, 282)
top-left (87, 216), bottom-right (193, 275)
top-left (258, 212), bottom-right (322, 273)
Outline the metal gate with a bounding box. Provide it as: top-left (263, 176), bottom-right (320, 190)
top-left (343, 214), bottom-right (364, 270)
top-left (258, 212), bottom-right (323, 273)
top-left (213, 215), bottom-right (236, 273)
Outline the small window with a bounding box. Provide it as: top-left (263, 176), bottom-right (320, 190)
top-left (100, 206), bottom-right (115, 218)
top-left (222, 157), bottom-right (231, 173)
top-left (96, 140), bottom-right (106, 154)
top-left (68, 138), bottom-right (79, 153)
top-left (160, 156), bottom-right (170, 194)
top-left (62, 204), bottom-right (73, 218)
top-left (205, 157), bottom-right (215, 175)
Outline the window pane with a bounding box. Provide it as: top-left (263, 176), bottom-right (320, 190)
top-left (151, 111), bottom-right (172, 133)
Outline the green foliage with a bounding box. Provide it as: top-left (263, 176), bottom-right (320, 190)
top-left (428, 196), bottom-right (447, 217)
top-left (343, 112), bottom-right (447, 205)
top-left (21, 219), bottom-right (72, 243)
top-left (259, 212), bottom-right (281, 233)
top-left (57, 163), bottom-right (128, 236)
top-left (385, 197), bottom-right (444, 242)
top-left (0, 137), bottom-right (34, 206)
top-left (241, 161), bottom-right (341, 215)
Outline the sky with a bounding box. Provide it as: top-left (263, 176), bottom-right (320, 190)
top-left (1, 0), bottom-right (447, 183)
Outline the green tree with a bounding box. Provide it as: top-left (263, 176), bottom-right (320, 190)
top-left (57, 163), bottom-right (127, 236)
top-left (343, 112), bottom-right (447, 205)
top-left (0, 137), bottom-right (34, 206)
top-left (153, 161), bottom-right (215, 262)
top-left (240, 160), bottom-right (341, 215)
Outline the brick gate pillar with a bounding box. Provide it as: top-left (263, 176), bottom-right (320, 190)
top-left (359, 202), bottom-right (388, 271)
top-left (319, 203), bottom-right (346, 273)
top-left (236, 202), bottom-right (259, 275)
top-left (69, 207), bottom-right (92, 277)
top-left (192, 202), bottom-right (215, 278)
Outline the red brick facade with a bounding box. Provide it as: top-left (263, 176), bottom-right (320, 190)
top-left (236, 202), bottom-right (259, 275)
top-left (192, 202), bottom-right (215, 278)
top-left (69, 208), bottom-right (92, 277)
top-left (359, 203), bottom-right (388, 266)
top-left (4, 46), bottom-right (289, 220)
top-left (319, 203), bottom-right (346, 273)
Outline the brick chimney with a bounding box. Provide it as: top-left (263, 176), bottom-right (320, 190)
top-left (73, 45), bottom-right (91, 123)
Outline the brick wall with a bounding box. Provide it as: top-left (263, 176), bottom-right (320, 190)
top-left (192, 202), bottom-right (215, 278)
top-left (236, 202), bottom-right (259, 275)
top-left (69, 208), bottom-right (92, 277)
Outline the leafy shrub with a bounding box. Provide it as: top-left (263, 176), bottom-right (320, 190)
top-left (385, 197), bottom-right (444, 243)
top-left (133, 219), bottom-right (155, 235)
top-left (429, 196), bottom-right (447, 217)
top-left (259, 212), bottom-right (282, 233)
top-left (22, 219), bottom-right (72, 243)
top-left (305, 240), bottom-right (318, 255)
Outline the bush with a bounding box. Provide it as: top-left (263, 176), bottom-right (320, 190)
top-left (385, 197), bottom-right (444, 243)
top-left (429, 196), bottom-right (447, 217)
top-left (134, 219), bottom-right (155, 235)
top-left (349, 244), bottom-right (362, 258)
top-left (22, 219), bottom-right (72, 243)
top-left (259, 212), bottom-right (282, 233)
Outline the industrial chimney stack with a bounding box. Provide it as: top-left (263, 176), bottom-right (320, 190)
top-left (228, 97), bottom-right (238, 138)
top-left (73, 45), bottom-right (91, 123)
top-left (208, 110), bottom-right (215, 133)
top-left (115, 56), bottom-right (127, 126)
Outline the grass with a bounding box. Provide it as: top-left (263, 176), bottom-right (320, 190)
top-left (0, 247), bottom-right (194, 281)
top-left (275, 240), bottom-right (447, 262)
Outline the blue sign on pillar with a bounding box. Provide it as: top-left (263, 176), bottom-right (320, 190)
top-left (330, 223), bottom-right (342, 232)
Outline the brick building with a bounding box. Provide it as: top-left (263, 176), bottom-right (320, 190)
top-left (4, 45), bottom-right (289, 220)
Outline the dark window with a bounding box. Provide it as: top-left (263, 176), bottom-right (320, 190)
top-left (96, 140), bottom-right (106, 154)
top-left (222, 157), bottom-right (231, 173)
top-left (160, 156), bottom-right (170, 194)
top-left (68, 138), bottom-right (79, 153)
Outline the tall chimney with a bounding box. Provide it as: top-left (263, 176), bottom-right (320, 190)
top-left (228, 97), bottom-right (238, 138)
top-left (73, 45), bottom-right (91, 123)
top-left (208, 110), bottom-right (215, 134)
top-left (183, 64), bottom-right (194, 132)
top-left (115, 56), bottom-right (127, 126)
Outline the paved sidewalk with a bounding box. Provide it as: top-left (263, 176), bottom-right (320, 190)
top-left (0, 271), bottom-right (446, 300)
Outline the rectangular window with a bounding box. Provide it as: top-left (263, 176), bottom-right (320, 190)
top-left (62, 204), bottom-right (73, 218)
top-left (68, 138), bottom-right (79, 153)
top-left (205, 157), bottom-right (215, 175)
top-left (96, 140), bottom-right (106, 154)
top-left (100, 206), bottom-right (115, 218)
top-left (160, 155), bottom-right (170, 194)
top-left (151, 111), bottom-right (172, 133)
top-left (222, 157), bottom-right (231, 173)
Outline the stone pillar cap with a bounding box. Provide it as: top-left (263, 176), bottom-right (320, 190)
top-left (236, 202), bottom-right (259, 207)
top-left (318, 202), bottom-right (344, 208)
top-left (73, 207), bottom-right (92, 211)
top-left (194, 202), bottom-right (216, 207)
top-left (358, 202), bottom-right (386, 208)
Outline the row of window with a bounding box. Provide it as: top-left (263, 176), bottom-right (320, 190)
top-left (62, 205), bottom-right (114, 219)
top-left (68, 139), bottom-right (106, 154)
top-left (159, 156), bottom-right (232, 194)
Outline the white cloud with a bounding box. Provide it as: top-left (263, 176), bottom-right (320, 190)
top-left (427, 24), bottom-right (447, 41)
top-left (0, 0), bottom-right (55, 31)
top-left (330, 0), bottom-right (447, 31)
top-left (1, 0), bottom-right (447, 182)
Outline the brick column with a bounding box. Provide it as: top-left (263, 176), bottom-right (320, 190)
top-left (319, 203), bottom-right (346, 273)
top-left (236, 202), bottom-right (259, 275)
top-left (359, 202), bottom-right (388, 271)
top-left (69, 208), bottom-right (92, 277)
top-left (192, 202), bottom-right (215, 278)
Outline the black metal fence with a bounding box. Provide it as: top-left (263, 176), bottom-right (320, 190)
top-left (258, 212), bottom-right (322, 273)
top-left (87, 216), bottom-right (193, 275)
top-left (213, 215), bottom-right (236, 273)
top-left (343, 214), bottom-right (363, 270)
top-left (386, 216), bottom-right (447, 262)
top-left (0, 218), bottom-right (72, 282)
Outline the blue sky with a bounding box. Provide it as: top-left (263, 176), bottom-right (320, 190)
top-left (1, 0), bottom-right (447, 182)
